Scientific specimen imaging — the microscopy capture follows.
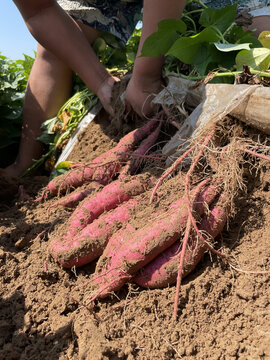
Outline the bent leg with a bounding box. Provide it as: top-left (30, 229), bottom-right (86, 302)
top-left (248, 15), bottom-right (270, 36)
top-left (5, 22), bottom-right (101, 178)
top-left (5, 44), bottom-right (73, 177)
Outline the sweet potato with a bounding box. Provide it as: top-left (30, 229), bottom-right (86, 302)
top-left (133, 197), bottom-right (228, 288)
top-left (129, 121), bottom-right (162, 175)
top-left (118, 122), bottom-right (162, 179)
top-left (47, 182), bottom-right (102, 214)
top-left (66, 174), bottom-right (154, 236)
top-left (40, 119), bottom-right (158, 198)
top-left (91, 182), bottom-right (219, 299)
top-left (91, 118), bottom-right (159, 183)
top-left (49, 199), bottom-right (138, 268)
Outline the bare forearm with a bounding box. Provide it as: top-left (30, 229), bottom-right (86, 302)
top-left (133, 0), bottom-right (186, 79)
top-left (13, 0), bottom-right (109, 95)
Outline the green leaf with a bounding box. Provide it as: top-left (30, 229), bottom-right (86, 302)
top-left (93, 37), bottom-right (107, 53)
top-left (236, 47), bottom-right (270, 70)
top-left (238, 35), bottom-right (262, 48)
top-left (55, 161), bottom-right (72, 170)
top-left (258, 31), bottom-right (270, 49)
top-left (166, 27), bottom-right (220, 65)
top-left (227, 25), bottom-right (262, 48)
top-left (214, 42), bottom-right (251, 52)
top-left (199, 4), bottom-right (237, 33)
top-left (4, 108), bottom-right (22, 120)
top-left (100, 32), bottom-right (123, 50)
top-left (106, 48), bottom-right (127, 67)
top-left (52, 167), bottom-right (69, 178)
top-left (194, 44), bottom-right (236, 75)
top-left (141, 19), bottom-right (187, 57)
top-left (40, 116), bottom-right (58, 133)
top-left (193, 44), bottom-right (215, 75)
top-left (156, 18), bottom-right (187, 34)
top-left (37, 132), bottom-right (55, 145)
top-left (22, 53), bottom-right (35, 77)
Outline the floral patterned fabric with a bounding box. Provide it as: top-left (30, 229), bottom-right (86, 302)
top-left (57, 0), bottom-right (143, 45)
top-left (57, 0), bottom-right (269, 46)
top-left (202, 0), bottom-right (270, 15)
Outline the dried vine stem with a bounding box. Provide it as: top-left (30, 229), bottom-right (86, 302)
top-left (173, 178), bottom-right (211, 320)
top-left (244, 148), bottom-right (270, 162)
top-left (173, 128), bottom-right (215, 320)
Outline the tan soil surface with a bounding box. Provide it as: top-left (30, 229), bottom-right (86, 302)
top-left (0, 113), bottom-right (270, 360)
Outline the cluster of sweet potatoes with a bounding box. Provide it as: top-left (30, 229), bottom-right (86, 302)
top-left (41, 119), bottom-right (228, 300)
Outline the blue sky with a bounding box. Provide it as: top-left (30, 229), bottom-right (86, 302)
top-left (0, 2), bottom-right (37, 60)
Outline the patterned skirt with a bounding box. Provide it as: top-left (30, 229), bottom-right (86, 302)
top-left (57, 0), bottom-right (269, 46)
top-left (202, 0), bottom-right (270, 17)
top-left (57, 0), bottom-right (143, 45)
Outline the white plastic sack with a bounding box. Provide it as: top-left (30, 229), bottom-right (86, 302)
top-left (156, 77), bottom-right (270, 166)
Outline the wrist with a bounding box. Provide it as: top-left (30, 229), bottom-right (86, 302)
top-left (96, 75), bottom-right (118, 116)
top-left (132, 55), bottom-right (164, 82)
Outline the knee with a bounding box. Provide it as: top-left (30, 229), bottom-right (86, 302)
top-left (250, 16), bottom-right (270, 36)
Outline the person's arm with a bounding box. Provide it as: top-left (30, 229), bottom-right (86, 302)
top-left (125, 0), bottom-right (186, 117)
top-left (13, 0), bottom-right (115, 113)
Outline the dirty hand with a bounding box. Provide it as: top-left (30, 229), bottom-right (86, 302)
top-left (125, 75), bottom-right (163, 118)
top-left (97, 76), bottom-right (120, 116)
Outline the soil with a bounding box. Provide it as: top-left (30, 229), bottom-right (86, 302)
top-left (0, 112), bottom-right (270, 360)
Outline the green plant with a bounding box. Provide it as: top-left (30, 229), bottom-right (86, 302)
top-left (141, 3), bottom-right (269, 80)
top-left (92, 26), bottom-right (142, 73)
top-left (22, 88), bottom-right (98, 177)
top-left (0, 53), bottom-right (34, 167)
top-left (236, 30), bottom-right (270, 70)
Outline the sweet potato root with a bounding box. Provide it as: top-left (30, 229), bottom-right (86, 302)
top-left (90, 182), bottom-right (219, 299)
top-left (49, 199), bottom-right (138, 268)
top-left (133, 196), bottom-right (228, 288)
top-left (47, 182), bottom-right (102, 214)
top-left (118, 122), bottom-right (161, 179)
top-left (128, 121), bottom-right (162, 175)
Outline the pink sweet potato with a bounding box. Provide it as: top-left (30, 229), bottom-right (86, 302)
top-left (40, 119), bottom-right (158, 198)
top-left (47, 182), bottom-right (102, 213)
top-left (66, 174), bottom-right (154, 236)
top-left (118, 122), bottom-right (161, 179)
top-left (133, 197), bottom-right (228, 288)
top-left (91, 118), bottom-right (159, 183)
top-left (128, 121), bottom-right (162, 175)
top-left (49, 199), bottom-right (138, 268)
top-left (91, 182), bottom-right (219, 299)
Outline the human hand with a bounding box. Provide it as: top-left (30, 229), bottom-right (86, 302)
top-left (125, 75), bottom-right (163, 118)
top-left (96, 76), bottom-right (120, 116)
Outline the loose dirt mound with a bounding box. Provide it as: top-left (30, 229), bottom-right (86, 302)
top-left (0, 114), bottom-right (270, 360)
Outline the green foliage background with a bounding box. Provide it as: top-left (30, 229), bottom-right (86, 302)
top-left (141, 3), bottom-right (265, 78)
top-left (0, 54), bottom-right (34, 167)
